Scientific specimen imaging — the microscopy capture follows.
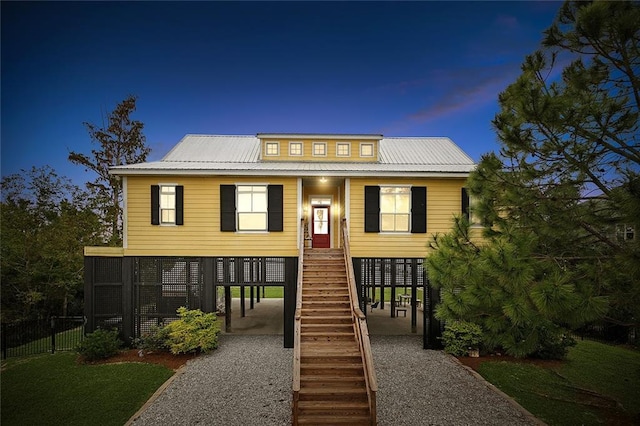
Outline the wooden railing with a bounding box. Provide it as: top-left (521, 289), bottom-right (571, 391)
top-left (342, 218), bottom-right (378, 424)
top-left (292, 219), bottom-right (304, 422)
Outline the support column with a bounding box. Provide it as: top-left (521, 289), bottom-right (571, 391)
top-left (424, 274), bottom-right (443, 349)
top-left (411, 259), bottom-right (417, 333)
top-left (283, 257), bottom-right (297, 348)
top-left (203, 257), bottom-right (215, 313)
top-left (121, 257), bottom-right (134, 343)
top-left (83, 257), bottom-right (95, 334)
top-left (225, 286), bottom-right (232, 332)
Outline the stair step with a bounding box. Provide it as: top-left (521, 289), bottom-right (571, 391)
top-left (297, 400), bottom-right (369, 416)
top-left (302, 315), bottom-right (352, 324)
top-left (301, 324), bottom-right (353, 333)
top-left (303, 297), bottom-right (350, 304)
top-left (297, 415), bottom-right (370, 425)
top-left (302, 300), bottom-right (350, 306)
top-left (302, 287), bottom-right (349, 293)
top-left (300, 363), bottom-right (364, 376)
top-left (300, 375), bottom-right (366, 387)
top-left (298, 386), bottom-right (368, 402)
top-left (301, 333), bottom-right (356, 343)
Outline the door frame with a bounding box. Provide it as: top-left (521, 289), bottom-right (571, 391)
top-left (308, 196), bottom-right (333, 248)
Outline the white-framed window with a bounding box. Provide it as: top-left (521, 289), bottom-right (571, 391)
top-left (313, 142), bottom-right (327, 156)
top-left (336, 142), bottom-right (351, 157)
top-left (237, 185), bottom-right (268, 231)
top-left (360, 143), bottom-right (374, 157)
top-left (380, 186), bottom-right (411, 232)
top-left (289, 142), bottom-right (303, 156)
top-left (265, 142), bottom-right (279, 156)
top-left (160, 185), bottom-right (176, 224)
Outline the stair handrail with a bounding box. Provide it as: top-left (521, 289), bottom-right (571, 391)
top-left (292, 219), bottom-right (305, 424)
top-left (342, 218), bottom-right (378, 425)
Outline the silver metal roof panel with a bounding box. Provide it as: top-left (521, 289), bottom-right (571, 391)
top-left (111, 134), bottom-right (476, 176)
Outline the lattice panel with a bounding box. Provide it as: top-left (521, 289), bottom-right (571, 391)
top-left (94, 285), bottom-right (122, 316)
top-left (264, 257), bottom-right (285, 282)
top-left (93, 258), bottom-right (122, 284)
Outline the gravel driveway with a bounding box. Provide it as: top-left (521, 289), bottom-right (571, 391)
top-left (130, 335), bottom-right (539, 425)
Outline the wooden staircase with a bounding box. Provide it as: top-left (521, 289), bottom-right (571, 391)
top-left (293, 248), bottom-right (375, 425)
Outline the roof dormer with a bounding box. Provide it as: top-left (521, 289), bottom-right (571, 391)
top-left (257, 133), bottom-right (382, 162)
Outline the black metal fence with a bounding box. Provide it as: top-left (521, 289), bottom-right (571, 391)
top-left (574, 322), bottom-right (638, 345)
top-left (1, 316), bottom-right (86, 359)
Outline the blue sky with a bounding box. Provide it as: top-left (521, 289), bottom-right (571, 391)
top-left (1, 1), bottom-right (561, 187)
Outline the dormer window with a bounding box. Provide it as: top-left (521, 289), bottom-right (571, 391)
top-left (265, 142), bottom-right (279, 156)
top-left (360, 143), bottom-right (374, 157)
top-left (313, 142), bottom-right (327, 157)
top-left (289, 142), bottom-right (303, 156)
top-left (336, 142), bottom-right (350, 157)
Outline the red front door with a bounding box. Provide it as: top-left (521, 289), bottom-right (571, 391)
top-left (311, 206), bottom-right (330, 248)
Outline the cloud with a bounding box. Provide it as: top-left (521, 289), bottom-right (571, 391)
top-left (380, 63), bottom-right (520, 134)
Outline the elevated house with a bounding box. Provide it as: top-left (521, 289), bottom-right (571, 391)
top-left (84, 133), bottom-right (475, 423)
top-left (83, 133), bottom-right (475, 349)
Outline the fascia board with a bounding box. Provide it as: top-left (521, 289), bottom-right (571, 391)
top-left (109, 169), bottom-right (473, 178)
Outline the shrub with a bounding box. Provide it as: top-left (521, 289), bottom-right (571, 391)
top-left (76, 328), bottom-right (123, 361)
top-left (532, 327), bottom-right (576, 360)
top-left (132, 325), bottom-right (170, 353)
top-left (441, 320), bottom-right (483, 357)
top-left (163, 307), bottom-right (221, 355)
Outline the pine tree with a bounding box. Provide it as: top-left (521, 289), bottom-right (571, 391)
top-left (428, 1), bottom-right (639, 356)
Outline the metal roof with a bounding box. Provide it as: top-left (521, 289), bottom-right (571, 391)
top-left (110, 134), bottom-right (476, 177)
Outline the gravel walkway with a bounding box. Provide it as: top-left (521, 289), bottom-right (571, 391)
top-left (130, 335), bottom-right (538, 426)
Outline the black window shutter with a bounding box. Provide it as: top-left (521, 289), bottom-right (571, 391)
top-left (176, 185), bottom-right (184, 225)
top-left (411, 186), bottom-right (427, 233)
top-left (462, 187), bottom-right (470, 222)
top-left (220, 185), bottom-right (236, 232)
top-left (364, 186), bottom-right (380, 233)
top-left (268, 185), bottom-right (284, 232)
top-left (151, 185), bottom-right (160, 225)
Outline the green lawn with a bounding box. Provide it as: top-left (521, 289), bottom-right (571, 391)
top-left (477, 340), bottom-right (640, 425)
top-left (1, 352), bottom-right (174, 426)
top-left (229, 286), bottom-right (284, 298)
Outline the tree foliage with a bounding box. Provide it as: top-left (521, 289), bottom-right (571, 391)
top-left (1, 167), bottom-right (103, 322)
top-left (428, 1), bottom-right (639, 356)
top-left (69, 95), bottom-right (150, 246)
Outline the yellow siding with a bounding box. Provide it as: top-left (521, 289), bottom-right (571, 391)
top-left (84, 247), bottom-right (124, 257)
top-left (261, 138), bottom-right (378, 162)
top-left (348, 177), bottom-right (467, 258)
top-left (124, 176), bottom-right (298, 257)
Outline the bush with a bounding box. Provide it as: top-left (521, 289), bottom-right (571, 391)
top-left (532, 327), bottom-right (576, 360)
top-left (441, 320), bottom-right (483, 357)
top-left (76, 328), bottom-right (123, 361)
top-left (163, 307), bottom-right (221, 355)
top-left (132, 325), bottom-right (170, 353)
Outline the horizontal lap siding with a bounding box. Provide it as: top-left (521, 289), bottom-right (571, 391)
top-left (262, 138), bottom-right (377, 162)
top-left (125, 176), bottom-right (298, 257)
top-left (348, 177), bottom-right (467, 258)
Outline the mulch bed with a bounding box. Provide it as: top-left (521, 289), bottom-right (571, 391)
top-left (457, 353), bottom-right (564, 372)
top-left (87, 349), bottom-right (199, 371)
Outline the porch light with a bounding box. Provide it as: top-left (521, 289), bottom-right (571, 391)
top-left (319, 177), bottom-right (327, 183)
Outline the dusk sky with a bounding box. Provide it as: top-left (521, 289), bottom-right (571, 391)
top-left (2, 1), bottom-right (562, 187)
